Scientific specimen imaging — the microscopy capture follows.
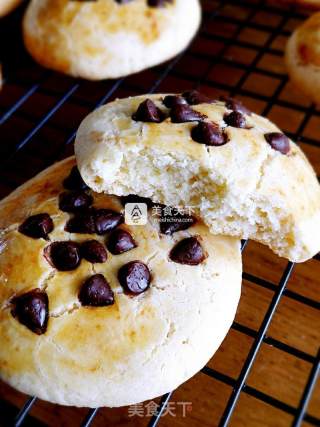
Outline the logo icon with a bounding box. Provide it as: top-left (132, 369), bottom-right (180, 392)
top-left (125, 203), bottom-right (148, 225)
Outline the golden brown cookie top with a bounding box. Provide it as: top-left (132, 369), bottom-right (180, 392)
top-left (35, 0), bottom-right (173, 45)
top-left (0, 156), bottom-right (232, 331)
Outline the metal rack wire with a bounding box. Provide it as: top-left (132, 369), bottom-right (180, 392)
top-left (0, 0), bottom-right (319, 426)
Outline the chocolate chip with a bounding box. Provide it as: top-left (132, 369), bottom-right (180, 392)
top-left (18, 213), bottom-right (53, 240)
top-left (94, 209), bottom-right (124, 235)
top-left (264, 132), bottom-right (290, 155)
top-left (63, 166), bottom-right (88, 191)
top-left (115, 0), bottom-right (133, 3)
top-left (148, 0), bottom-right (173, 6)
top-left (220, 96), bottom-right (251, 115)
top-left (65, 210), bottom-right (96, 234)
top-left (160, 217), bottom-right (197, 235)
top-left (170, 104), bottom-right (207, 123)
top-left (169, 237), bottom-right (205, 265)
top-left (118, 261), bottom-right (151, 295)
top-left (159, 208), bottom-right (197, 235)
top-left (79, 274), bottom-right (114, 307)
top-left (182, 90), bottom-right (213, 105)
top-left (120, 194), bottom-right (154, 210)
top-left (81, 240), bottom-right (108, 263)
top-left (107, 229), bottom-right (137, 255)
top-left (132, 99), bottom-right (165, 123)
top-left (224, 111), bottom-right (246, 128)
top-left (45, 241), bottom-right (81, 271)
top-left (59, 191), bottom-right (93, 213)
top-left (163, 95), bottom-right (188, 109)
top-left (11, 289), bottom-right (49, 335)
top-left (191, 121), bottom-right (228, 146)
top-left (66, 209), bottom-right (123, 235)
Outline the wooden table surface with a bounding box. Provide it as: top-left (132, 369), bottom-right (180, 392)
top-left (0, 1), bottom-right (319, 426)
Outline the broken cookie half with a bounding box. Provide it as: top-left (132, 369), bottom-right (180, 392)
top-left (75, 92), bottom-right (320, 263)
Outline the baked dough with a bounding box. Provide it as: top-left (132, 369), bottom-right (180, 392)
top-left (22, 0), bottom-right (201, 80)
top-left (75, 93), bottom-right (320, 262)
top-left (0, 157), bottom-right (241, 407)
top-left (0, 0), bottom-right (22, 17)
top-left (285, 12), bottom-right (320, 104)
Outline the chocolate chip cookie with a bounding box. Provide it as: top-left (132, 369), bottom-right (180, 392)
top-left (23, 0), bottom-right (201, 80)
top-left (0, 157), bottom-right (242, 407)
top-left (75, 93), bottom-right (320, 262)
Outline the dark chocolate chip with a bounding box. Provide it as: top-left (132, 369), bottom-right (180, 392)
top-left (264, 132), bottom-right (290, 155)
top-left (45, 241), bottom-right (81, 271)
top-left (169, 237), bottom-right (205, 265)
top-left (115, 0), bottom-right (133, 3)
top-left (191, 121), bottom-right (228, 146)
top-left (66, 209), bottom-right (123, 235)
top-left (160, 210), bottom-right (197, 235)
top-left (63, 166), bottom-right (88, 191)
top-left (79, 274), bottom-right (114, 307)
top-left (132, 99), bottom-right (165, 123)
top-left (59, 191), bottom-right (93, 213)
top-left (148, 0), bottom-right (173, 6)
top-left (11, 289), bottom-right (49, 335)
top-left (18, 213), bottom-right (53, 240)
top-left (65, 210), bottom-right (96, 234)
top-left (81, 240), bottom-right (108, 263)
top-left (170, 104), bottom-right (207, 123)
top-left (163, 95), bottom-right (188, 109)
top-left (220, 96), bottom-right (251, 115)
top-left (107, 229), bottom-right (137, 255)
top-left (120, 194), bottom-right (154, 210)
top-left (118, 261), bottom-right (151, 295)
top-left (94, 209), bottom-right (124, 235)
top-left (182, 90), bottom-right (213, 105)
top-left (224, 111), bottom-right (246, 128)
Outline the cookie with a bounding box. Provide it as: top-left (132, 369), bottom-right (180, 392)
top-left (0, 157), bottom-right (242, 407)
top-left (285, 12), bottom-right (320, 104)
top-left (75, 93), bottom-right (320, 263)
top-left (22, 0), bottom-right (201, 80)
top-left (0, 0), bottom-right (22, 17)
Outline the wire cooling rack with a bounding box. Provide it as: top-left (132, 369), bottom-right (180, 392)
top-left (0, 1), bottom-right (319, 426)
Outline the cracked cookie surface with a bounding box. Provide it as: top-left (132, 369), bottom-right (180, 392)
top-left (0, 157), bottom-right (241, 407)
